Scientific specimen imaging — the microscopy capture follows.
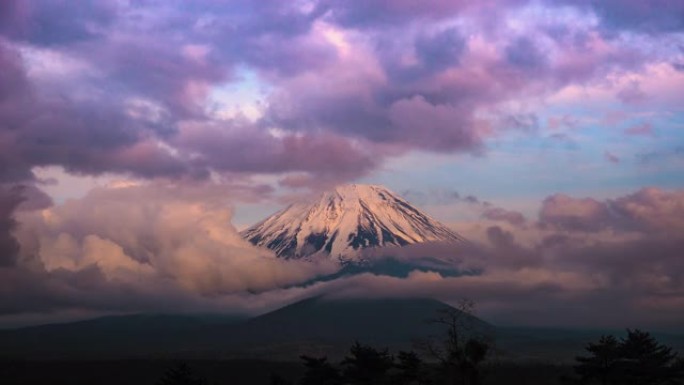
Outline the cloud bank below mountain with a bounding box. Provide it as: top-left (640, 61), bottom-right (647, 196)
top-left (0, 183), bottom-right (682, 331)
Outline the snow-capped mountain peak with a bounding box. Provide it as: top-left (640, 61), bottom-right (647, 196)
top-left (241, 184), bottom-right (463, 260)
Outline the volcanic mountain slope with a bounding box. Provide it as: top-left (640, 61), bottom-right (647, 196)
top-left (241, 184), bottom-right (464, 260)
top-left (0, 297), bottom-right (493, 360)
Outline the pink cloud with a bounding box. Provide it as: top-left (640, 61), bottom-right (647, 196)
top-left (539, 187), bottom-right (684, 236)
top-left (0, 185), bottom-right (683, 330)
top-left (481, 207), bottom-right (526, 226)
top-left (539, 194), bottom-right (611, 232)
top-left (0, 0), bottom-right (682, 329)
top-left (624, 122), bottom-right (654, 136)
top-left (616, 81), bottom-right (647, 104)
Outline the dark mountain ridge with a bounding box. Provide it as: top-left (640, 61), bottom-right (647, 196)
top-left (0, 297), bottom-right (484, 360)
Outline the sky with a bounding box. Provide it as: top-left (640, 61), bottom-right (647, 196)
top-left (0, 0), bottom-right (683, 330)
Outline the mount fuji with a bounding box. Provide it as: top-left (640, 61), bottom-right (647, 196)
top-left (241, 184), bottom-right (464, 261)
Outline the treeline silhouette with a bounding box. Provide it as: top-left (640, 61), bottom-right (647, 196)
top-left (157, 339), bottom-right (489, 385)
top-left (157, 301), bottom-right (493, 385)
top-left (286, 339), bottom-right (486, 385)
top-left (153, 329), bottom-right (684, 385)
top-left (568, 329), bottom-right (684, 385)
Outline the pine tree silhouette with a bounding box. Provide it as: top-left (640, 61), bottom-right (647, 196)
top-left (575, 335), bottom-right (621, 385)
top-left (341, 342), bottom-right (394, 385)
top-left (574, 329), bottom-right (683, 385)
top-left (299, 355), bottom-right (341, 385)
top-left (618, 329), bottom-right (681, 385)
top-left (394, 350), bottom-right (429, 385)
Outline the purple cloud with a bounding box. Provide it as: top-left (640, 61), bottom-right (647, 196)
top-left (540, 188), bottom-right (684, 235)
top-left (624, 122), bottom-right (655, 136)
top-left (580, 0), bottom-right (684, 34)
top-left (505, 37), bottom-right (548, 71)
top-left (354, 188), bottom-right (684, 329)
top-left (481, 207), bottom-right (527, 226)
top-left (0, 0), bottom-right (682, 328)
top-left (320, 0), bottom-right (475, 28)
top-left (174, 120), bottom-right (380, 181)
top-left (0, 0), bottom-right (119, 46)
top-left (0, 0), bottom-right (674, 191)
top-left (413, 27), bottom-right (467, 74)
top-left (0, 186), bottom-right (24, 267)
top-left (0, 182), bottom-right (337, 318)
top-left (0, 184), bottom-right (683, 329)
top-left (539, 194), bottom-right (615, 232)
top-left (617, 81), bottom-right (648, 104)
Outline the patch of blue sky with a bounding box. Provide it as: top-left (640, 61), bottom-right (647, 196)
top-left (366, 108), bottom-right (683, 220)
top-left (233, 202), bottom-right (285, 230)
top-left (208, 65), bottom-right (268, 120)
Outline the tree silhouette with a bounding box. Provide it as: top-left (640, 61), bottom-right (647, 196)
top-left (299, 355), bottom-right (341, 385)
top-left (394, 350), bottom-right (430, 385)
top-left (575, 335), bottom-right (621, 385)
top-left (618, 329), bottom-right (681, 385)
top-left (418, 299), bottom-right (491, 385)
top-left (156, 362), bottom-right (207, 385)
top-left (341, 342), bottom-right (394, 385)
top-left (574, 329), bottom-right (683, 385)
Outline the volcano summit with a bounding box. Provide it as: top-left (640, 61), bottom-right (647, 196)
top-left (241, 184), bottom-right (463, 260)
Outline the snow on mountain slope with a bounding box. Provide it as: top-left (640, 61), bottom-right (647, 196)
top-left (241, 184), bottom-right (464, 261)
